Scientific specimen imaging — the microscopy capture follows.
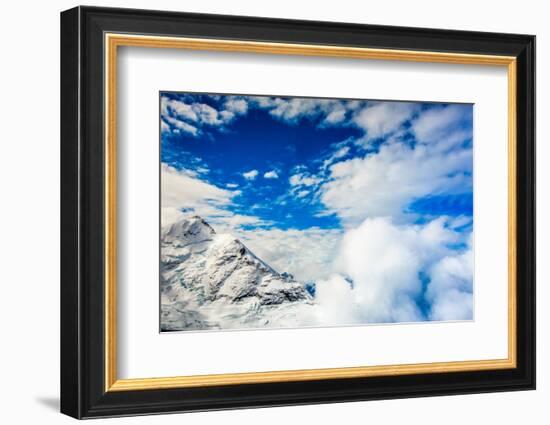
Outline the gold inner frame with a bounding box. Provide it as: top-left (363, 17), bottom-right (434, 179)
top-left (104, 33), bottom-right (517, 392)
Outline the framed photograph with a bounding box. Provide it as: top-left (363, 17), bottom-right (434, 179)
top-left (60, 6), bottom-right (535, 419)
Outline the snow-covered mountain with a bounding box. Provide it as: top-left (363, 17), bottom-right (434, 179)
top-left (160, 215), bottom-right (317, 331)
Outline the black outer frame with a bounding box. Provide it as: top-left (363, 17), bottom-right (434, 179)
top-left (60, 5), bottom-right (535, 419)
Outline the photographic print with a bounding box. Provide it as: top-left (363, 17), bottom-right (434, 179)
top-left (160, 92), bottom-right (474, 332)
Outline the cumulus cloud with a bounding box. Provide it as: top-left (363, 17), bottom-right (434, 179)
top-left (161, 207), bottom-right (185, 228)
top-left (264, 170), bottom-right (279, 179)
top-left (162, 97), bottom-right (197, 121)
top-left (192, 102), bottom-right (223, 125)
top-left (319, 105), bottom-right (473, 225)
top-left (289, 173), bottom-right (322, 187)
top-left (245, 97), bottom-right (420, 139)
top-left (243, 169), bottom-right (259, 180)
top-left (162, 115), bottom-right (199, 136)
top-left (161, 163), bottom-right (264, 230)
top-left (237, 227), bottom-right (342, 283)
top-left (162, 94), bottom-right (453, 151)
top-left (321, 144), bottom-right (351, 170)
top-left (162, 94), bottom-right (461, 154)
top-left (257, 97), bottom-right (325, 122)
top-left (352, 102), bottom-right (419, 140)
top-left (323, 107), bottom-right (347, 125)
top-left (332, 146), bottom-right (350, 159)
top-left (224, 97), bottom-right (248, 115)
top-left (162, 163), bottom-right (232, 210)
top-left (287, 170), bottom-right (325, 202)
top-left (312, 217), bottom-right (471, 324)
top-left (251, 96), bottom-right (352, 126)
top-left (162, 97), bottom-right (221, 126)
top-left (321, 145), bottom-right (471, 222)
top-left (161, 95), bottom-right (249, 136)
top-left (195, 166), bottom-right (209, 174)
top-left (413, 104), bottom-right (472, 144)
top-left (314, 274), bottom-right (360, 324)
top-left (426, 236), bottom-right (473, 320)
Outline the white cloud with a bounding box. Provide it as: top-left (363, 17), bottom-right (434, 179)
top-left (320, 144), bottom-right (471, 224)
top-left (345, 100), bottom-right (363, 111)
top-left (296, 190), bottom-right (310, 198)
top-left (224, 97), bottom-right (248, 115)
top-left (413, 104), bottom-right (471, 144)
top-left (161, 207), bottom-right (185, 228)
top-left (313, 217), bottom-right (470, 324)
top-left (314, 275), bottom-right (360, 324)
top-left (219, 110), bottom-right (235, 122)
top-left (265, 98), bottom-right (321, 122)
top-left (161, 95), bottom-right (250, 136)
top-left (201, 104), bottom-right (222, 125)
top-left (323, 106), bottom-right (347, 125)
top-left (226, 183), bottom-right (239, 188)
top-left (243, 169), bottom-right (259, 180)
top-left (163, 115), bottom-right (199, 136)
top-left (426, 236), bottom-right (473, 320)
top-left (163, 96), bottom-right (223, 129)
top-left (253, 96), bottom-right (277, 109)
top-left (195, 166), bottom-right (209, 174)
top-left (210, 213), bottom-right (267, 230)
top-left (162, 96), bottom-right (197, 122)
top-left (237, 227), bottom-right (342, 283)
top-left (264, 170), bottom-right (279, 179)
top-left (161, 164), bottom-right (264, 230)
top-left (332, 146), bottom-right (350, 159)
top-left (251, 97), bottom-right (351, 126)
top-left (289, 173), bottom-right (322, 187)
top-left (321, 145), bottom-right (351, 169)
top-left (161, 163), bottom-right (232, 211)
top-left (319, 106), bottom-right (473, 225)
top-left (289, 174), bottom-right (302, 186)
top-left (352, 102), bottom-right (419, 140)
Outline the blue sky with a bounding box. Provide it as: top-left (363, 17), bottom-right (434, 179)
top-left (161, 93), bottom-right (473, 232)
top-left (160, 92), bottom-right (474, 323)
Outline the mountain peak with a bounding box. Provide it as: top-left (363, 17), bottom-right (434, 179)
top-left (163, 214), bottom-right (215, 243)
top-left (160, 215), bottom-right (315, 331)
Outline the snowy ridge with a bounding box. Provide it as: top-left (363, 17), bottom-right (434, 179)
top-left (161, 215), bottom-right (317, 331)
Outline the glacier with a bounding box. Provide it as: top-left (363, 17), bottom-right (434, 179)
top-left (160, 215), bottom-right (319, 331)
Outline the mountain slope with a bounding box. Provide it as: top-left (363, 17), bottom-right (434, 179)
top-left (160, 216), bottom-right (317, 331)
